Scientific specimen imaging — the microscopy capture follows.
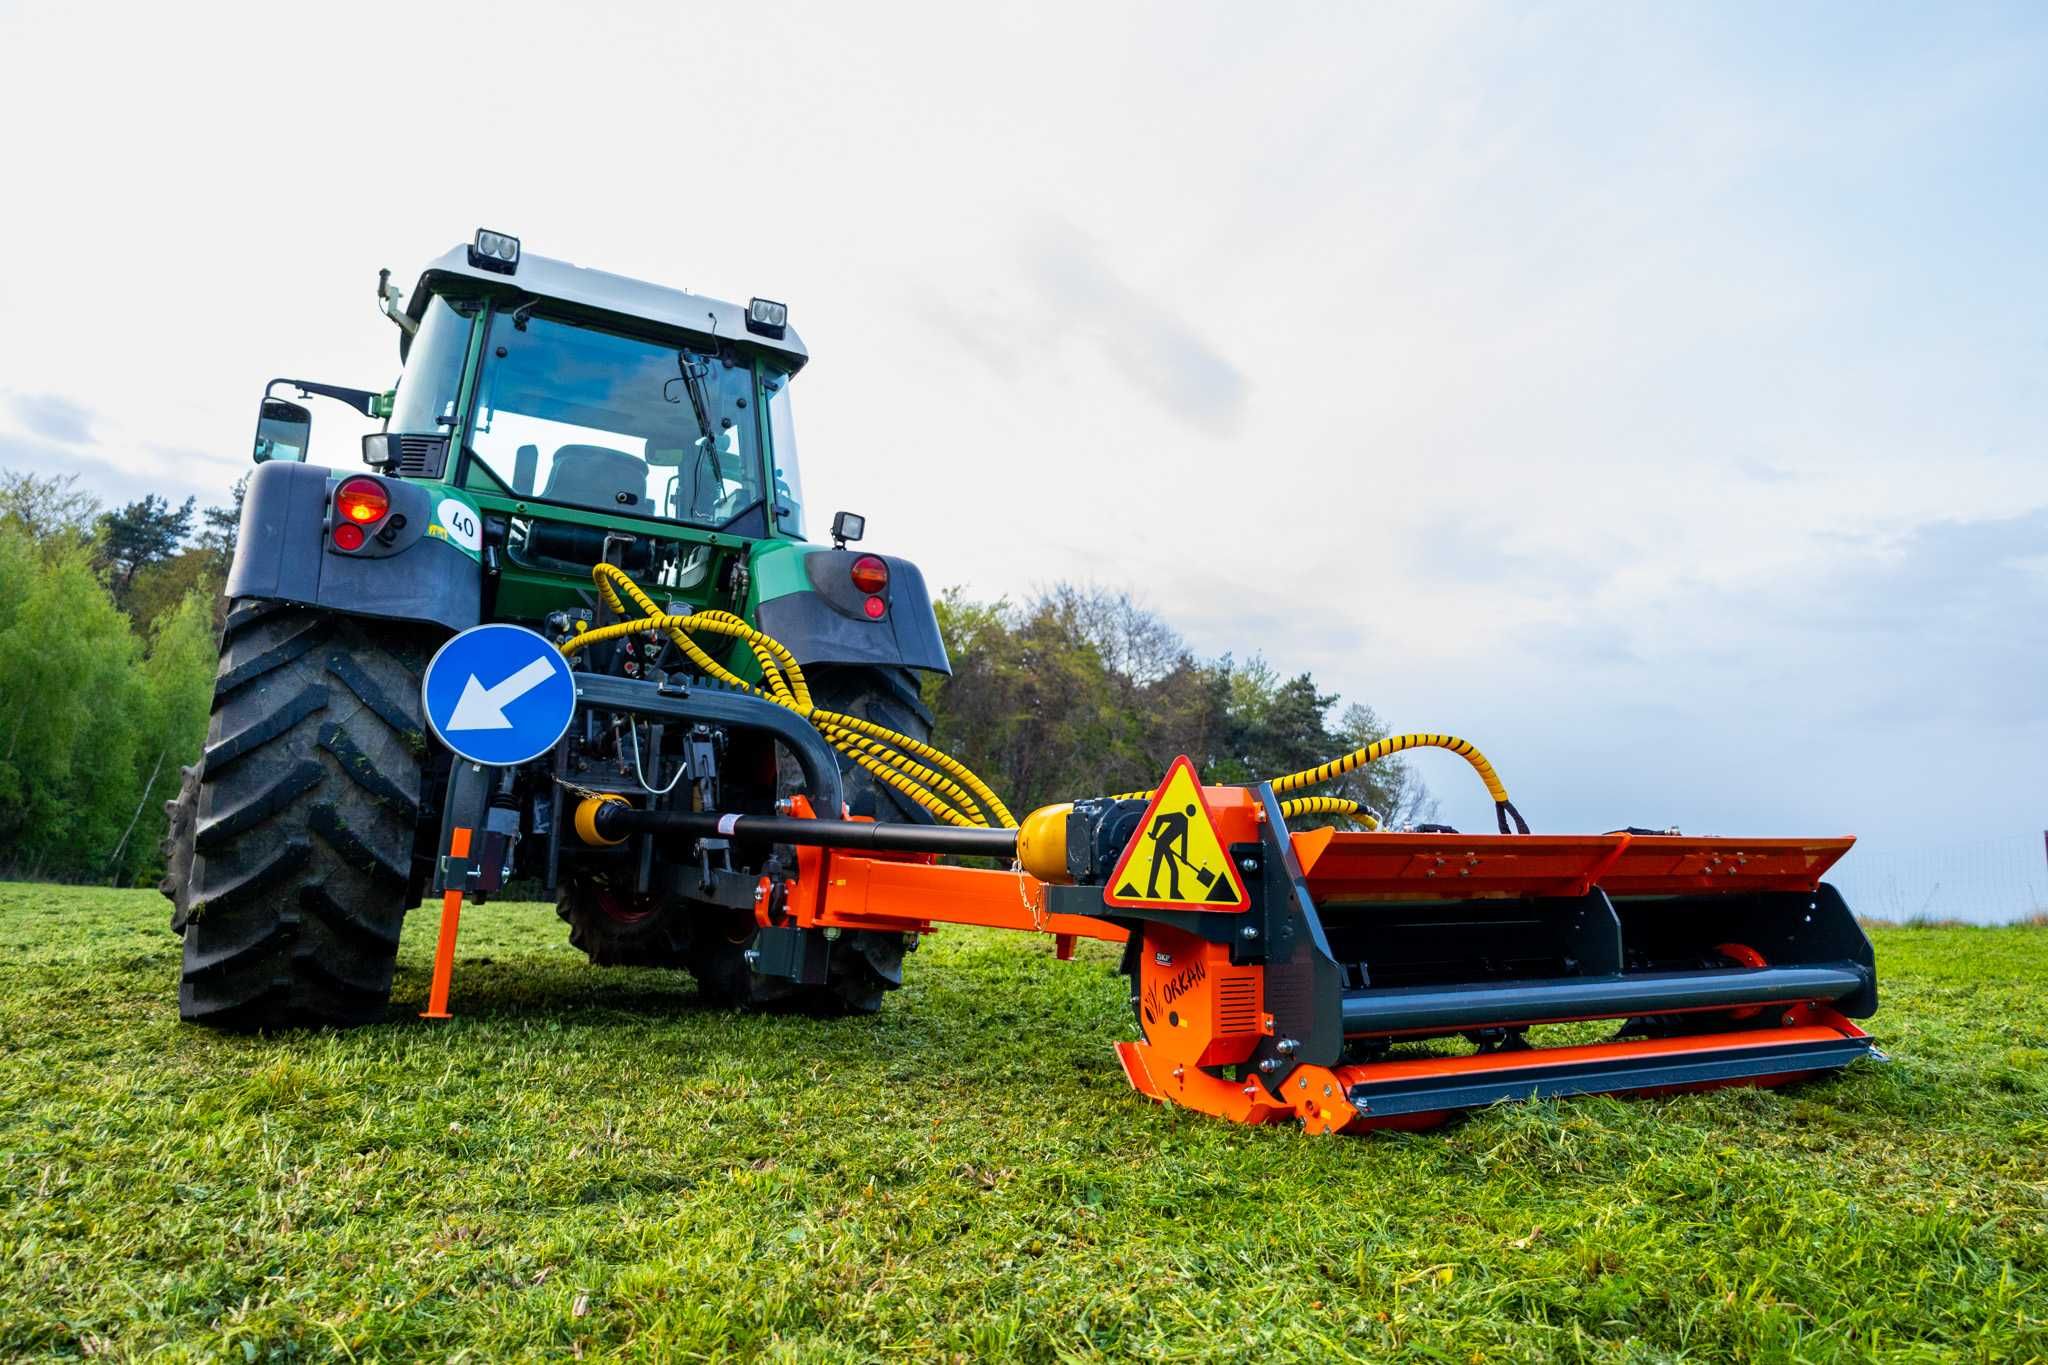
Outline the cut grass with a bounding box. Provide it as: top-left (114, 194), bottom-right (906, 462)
top-left (1, 884), bottom-right (2044, 1361)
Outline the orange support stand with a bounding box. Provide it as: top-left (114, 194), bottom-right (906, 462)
top-left (420, 825), bottom-right (473, 1020)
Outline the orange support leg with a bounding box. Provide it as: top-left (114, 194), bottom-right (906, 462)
top-left (420, 825), bottom-right (472, 1020)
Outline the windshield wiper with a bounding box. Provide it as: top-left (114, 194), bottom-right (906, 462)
top-left (665, 350), bottom-right (730, 521)
top-left (671, 350), bottom-right (719, 460)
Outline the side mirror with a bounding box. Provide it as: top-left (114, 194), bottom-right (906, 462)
top-left (253, 398), bottom-right (312, 464)
top-left (830, 510), bottom-right (865, 549)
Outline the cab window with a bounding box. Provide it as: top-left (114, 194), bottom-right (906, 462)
top-left (464, 310), bottom-right (765, 530)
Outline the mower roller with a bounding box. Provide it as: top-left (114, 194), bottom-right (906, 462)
top-left (164, 228), bottom-right (1878, 1135)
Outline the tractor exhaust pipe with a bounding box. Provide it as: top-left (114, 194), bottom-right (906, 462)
top-left (576, 795), bottom-right (1020, 859)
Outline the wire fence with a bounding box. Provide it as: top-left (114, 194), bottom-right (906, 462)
top-left (1829, 830), bottom-right (2047, 925)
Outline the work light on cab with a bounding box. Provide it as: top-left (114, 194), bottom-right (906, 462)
top-left (746, 296), bottom-right (788, 338)
top-left (334, 477), bottom-right (390, 525)
top-left (468, 228), bottom-right (520, 274)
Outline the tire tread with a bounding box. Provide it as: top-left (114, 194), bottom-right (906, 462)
top-left (166, 601), bottom-right (432, 1031)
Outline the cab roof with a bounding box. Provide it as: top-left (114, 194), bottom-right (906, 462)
top-left (405, 243), bottom-right (808, 372)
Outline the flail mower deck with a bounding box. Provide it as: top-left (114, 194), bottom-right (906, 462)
top-left (539, 747), bottom-right (1876, 1136)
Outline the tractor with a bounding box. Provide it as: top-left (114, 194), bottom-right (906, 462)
top-left (159, 231), bottom-right (1879, 1137)
top-left (164, 229), bottom-right (945, 1028)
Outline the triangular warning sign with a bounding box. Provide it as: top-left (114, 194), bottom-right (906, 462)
top-left (1103, 755), bottom-right (1250, 911)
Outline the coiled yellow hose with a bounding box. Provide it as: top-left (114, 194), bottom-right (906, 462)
top-left (563, 565), bottom-right (1015, 829)
top-left (1275, 796), bottom-right (1380, 829)
top-left (1112, 732), bottom-right (1524, 832)
top-left (565, 564), bottom-right (1523, 835)
top-left (1270, 733), bottom-right (1528, 834)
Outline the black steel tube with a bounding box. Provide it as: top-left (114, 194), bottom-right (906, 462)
top-left (1340, 964), bottom-right (1869, 1035)
top-left (570, 672), bottom-right (845, 817)
top-left (1346, 1035), bottom-right (1876, 1117)
top-left (592, 803), bottom-right (1020, 858)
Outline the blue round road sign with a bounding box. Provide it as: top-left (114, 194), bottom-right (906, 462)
top-left (421, 624), bottom-right (578, 767)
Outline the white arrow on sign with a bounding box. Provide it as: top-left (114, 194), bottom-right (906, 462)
top-left (447, 657), bottom-right (559, 731)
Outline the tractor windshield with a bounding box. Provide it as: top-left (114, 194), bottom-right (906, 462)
top-left (465, 310), bottom-right (768, 530)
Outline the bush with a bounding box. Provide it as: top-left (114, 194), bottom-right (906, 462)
top-left (0, 518), bottom-right (214, 884)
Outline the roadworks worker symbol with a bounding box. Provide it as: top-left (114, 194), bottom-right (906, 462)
top-left (1104, 755), bottom-right (1250, 911)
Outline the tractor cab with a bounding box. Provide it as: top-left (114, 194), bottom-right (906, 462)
top-left (392, 234), bottom-right (810, 587)
top-left (255, 229), bottom-right (813, 595)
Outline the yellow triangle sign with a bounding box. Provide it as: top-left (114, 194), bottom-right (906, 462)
top-left (1103, 755), bottom-right (1250, 911)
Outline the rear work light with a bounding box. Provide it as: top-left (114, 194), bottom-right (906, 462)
top-left (469, 228), bottom-right (521, 274)
top-left (849, 554), bottom-right (889, 594)
top-left (746, 296), bottom-right (788, 338)
top-left (335, 477), bottom-right (390, 525)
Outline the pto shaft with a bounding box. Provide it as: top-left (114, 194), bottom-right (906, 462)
top-left (576, 796), bottom-right (1021, 859)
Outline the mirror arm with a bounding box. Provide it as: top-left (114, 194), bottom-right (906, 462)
top-left (378, 269), bottom-right (420, 337)
top-left (266, 377), bottom-right (383, 420)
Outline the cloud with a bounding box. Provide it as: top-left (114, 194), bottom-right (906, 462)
top-left (8, 392), bottom-right (94, 444)
top-left (1363, 502), bottom-right (2048, 841)
top-left (1802, 505), bottom-right (2048, 722)
top-left (1021, 227), bottom-right (1250, 433)
top-left (0, 434), bottom-right (231, 514)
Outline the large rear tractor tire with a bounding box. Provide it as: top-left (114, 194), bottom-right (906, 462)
top-left (162, 600), bottom-right (436, 1031)
top-left (557, 873), bottom-right (694, 967)
top-left (687, 909), bottom-right (910, 1015)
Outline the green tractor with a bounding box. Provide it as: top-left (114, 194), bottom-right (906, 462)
top-left (162, 229), bottom-right (949, 1029)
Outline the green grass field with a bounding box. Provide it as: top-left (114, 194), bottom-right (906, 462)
top-left (1, 885), bottom-right (2044, 1362)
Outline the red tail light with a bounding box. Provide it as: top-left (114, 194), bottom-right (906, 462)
top-left (331, 522), bottom-right (367, 551)
top-left (335, 477), bottom-right (390, 525)
top-left (849, 554), bottom-right (889, 594)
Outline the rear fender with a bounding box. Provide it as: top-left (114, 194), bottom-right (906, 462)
top-left (749, 541), bottom-right (949, 675)
top-left (224, 461), bottom-right (481, 632)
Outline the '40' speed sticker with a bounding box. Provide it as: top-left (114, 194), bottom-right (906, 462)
top-left (435, 498), bottom-right (482, 553)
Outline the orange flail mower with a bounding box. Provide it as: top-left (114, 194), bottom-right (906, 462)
top-left (561, 758), bottom-right (1877, 1136)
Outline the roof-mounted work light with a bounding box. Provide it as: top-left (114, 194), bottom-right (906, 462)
top-left (746, 296), bottom-right (788, 338)
top-left (469, 228), bottom-right (521, 274)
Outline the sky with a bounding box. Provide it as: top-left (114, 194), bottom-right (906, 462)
top-left (1, 2), bottom-right (2042, 912)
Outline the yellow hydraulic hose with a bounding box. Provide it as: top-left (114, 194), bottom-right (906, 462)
top-left (566, 565), bottom-right (1013, 829)
top-left (1275, 797), bottom-right (1380, 829)
top-left (600, 569), bottom-right (1016, 826)
top-left (565, 609), bottom-right (992, 827)
top-left (817, 721), bottom-right (989, 820)
top-left (568, 563), bottom-right (1523, 836)
top-left (1270, 733), bottom-right (1528, 835)
top-left (1114, 732), bottom-right (1525, 832)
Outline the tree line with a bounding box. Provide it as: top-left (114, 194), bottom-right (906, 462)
top-left (0, 471), bottom-right (243, 884)
top-left (924, 584), bottom-right (1430, 825)
top-left (0, 467), bottom-right (1423, 885)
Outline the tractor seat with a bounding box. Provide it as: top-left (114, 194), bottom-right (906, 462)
top-left (540, 444), bottom-right (647, 510)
